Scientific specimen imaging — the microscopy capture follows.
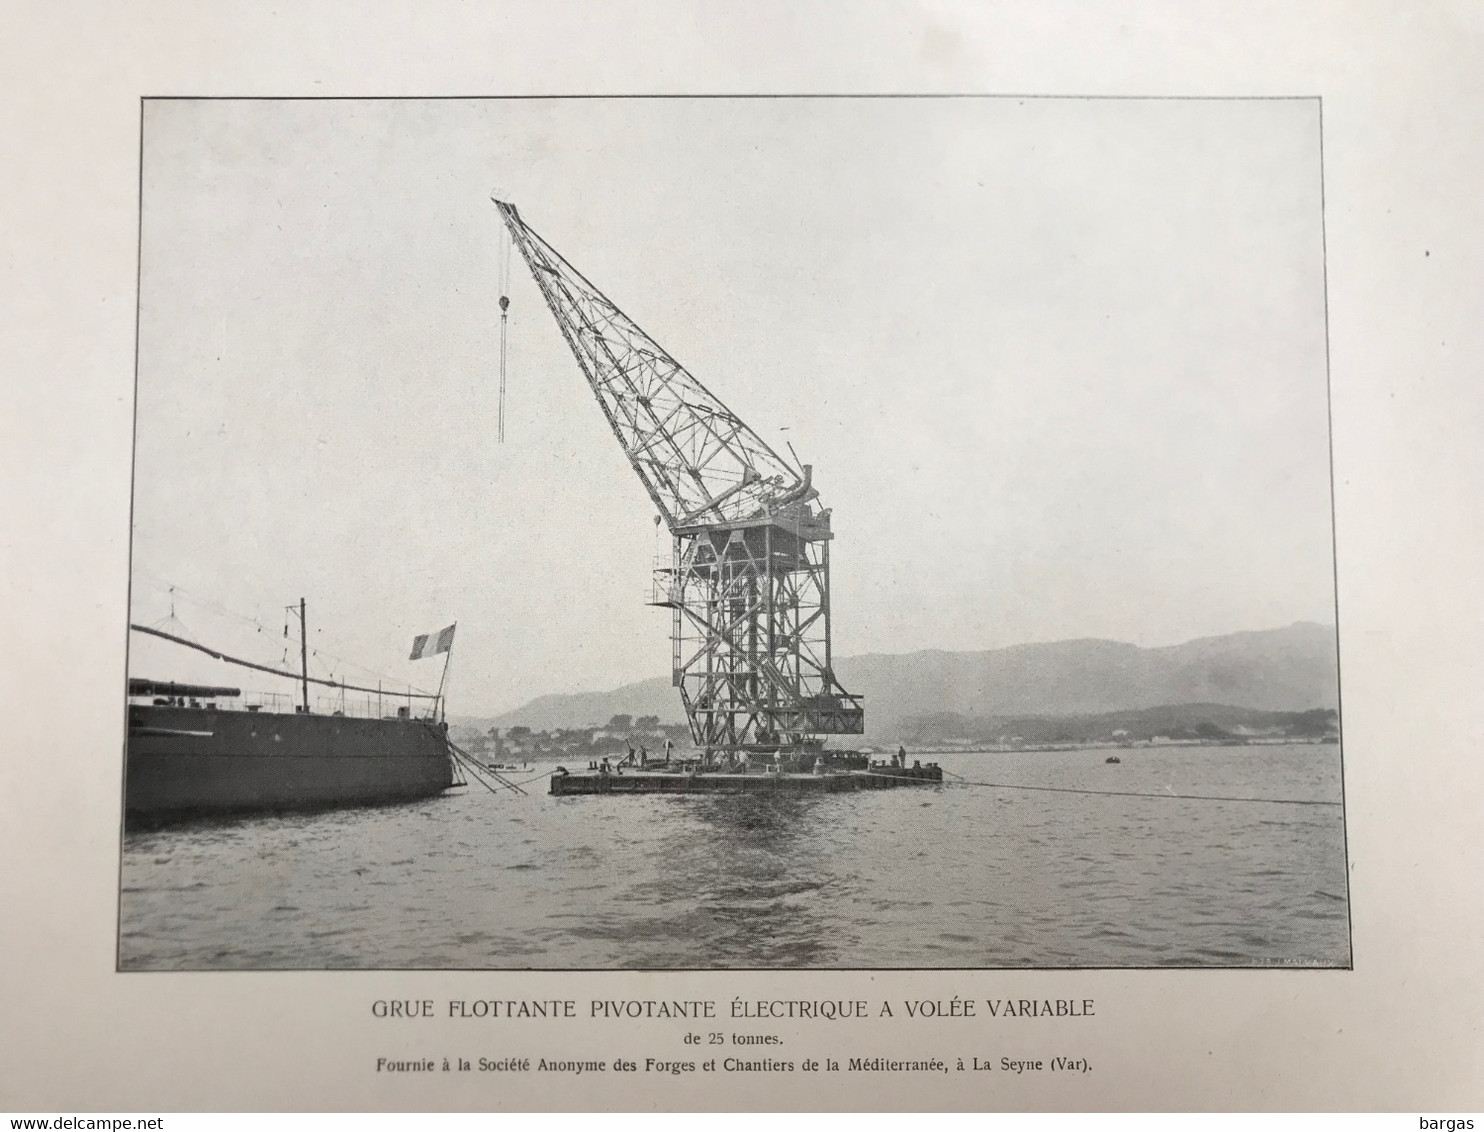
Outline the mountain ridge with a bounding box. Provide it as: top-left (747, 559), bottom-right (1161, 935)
top-left (458, 622), bottom-right (1338, 742)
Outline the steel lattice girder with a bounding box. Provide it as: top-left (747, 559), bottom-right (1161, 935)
top-left (495, 200), bottom-right (803, 529)
top-left (670, 522), bottom-right (863, 751)
top-left (494, 200), bottom-right (864, 752)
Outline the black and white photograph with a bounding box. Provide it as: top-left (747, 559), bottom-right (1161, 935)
top-left (10, 0), bottom-right (1484, 1116)
top-left (119, 95), bottom-right (1347, 971)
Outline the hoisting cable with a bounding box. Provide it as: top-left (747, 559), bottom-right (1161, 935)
top-left (497, 225), bottom-right (511, 443)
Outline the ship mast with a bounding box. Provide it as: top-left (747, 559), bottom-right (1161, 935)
top-left (286, 597), bottom-right (309, 713)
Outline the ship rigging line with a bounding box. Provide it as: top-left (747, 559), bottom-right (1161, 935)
top-left (135, 573), bottom-right (424, 692)
top-left (129, 623), bottom-right (441, 701)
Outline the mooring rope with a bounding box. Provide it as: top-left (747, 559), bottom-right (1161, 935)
top-left (438, 732), bottom-right (528, 796)
top-left (946, 778), bottom-right (1342, 807)
top-left (503, 767), bottom-right (562, 790)
top-left (452, 754), bottom-right (503, 796)
top-left (454, 751), bottom-right (522, 796)
top-left (442, 744), bottom-right (501, 795)
top-left (442, 758), bottom-right (1339, 808)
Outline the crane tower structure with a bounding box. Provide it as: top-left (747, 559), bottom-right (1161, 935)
top-left (492, 199), bottom-right (864, 761)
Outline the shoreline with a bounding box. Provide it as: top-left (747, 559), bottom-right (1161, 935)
top-left (888, 737), bottom-right (1339, 756)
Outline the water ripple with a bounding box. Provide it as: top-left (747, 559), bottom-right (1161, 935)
top-left (119, 743), bottom-right (1351, 969)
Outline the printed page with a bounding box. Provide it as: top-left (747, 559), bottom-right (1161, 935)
top-left (1, 1), bottom-right (1480, 1113)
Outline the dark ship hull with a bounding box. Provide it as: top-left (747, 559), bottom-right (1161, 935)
top-left (126, 702), bottom-right (455, 822)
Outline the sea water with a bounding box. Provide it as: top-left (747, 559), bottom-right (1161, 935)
top-left (118, 743), bottom-right (1350, 969)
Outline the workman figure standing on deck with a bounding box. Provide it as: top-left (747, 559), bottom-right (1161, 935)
top-left (897, 745), bottom-right (907, 768)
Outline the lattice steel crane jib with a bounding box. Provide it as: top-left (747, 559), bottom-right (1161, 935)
top-left (492, 198), bottom-right (865, 761)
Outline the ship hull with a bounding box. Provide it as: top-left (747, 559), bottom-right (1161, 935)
top-left (126, 704), bottom-right (454, 822)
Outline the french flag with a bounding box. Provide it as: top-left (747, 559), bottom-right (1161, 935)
top-left (409, 623), bottom-right (456, 660)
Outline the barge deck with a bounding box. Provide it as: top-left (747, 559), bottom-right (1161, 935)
top-left (549, 763), bottom-right (942, 795)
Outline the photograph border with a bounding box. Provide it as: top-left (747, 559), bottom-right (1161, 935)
top-left (116, 91), bottom-right (1353, 975)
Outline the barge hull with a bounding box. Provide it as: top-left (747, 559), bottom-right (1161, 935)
top-left (549, 766), bottom-right (942, 795)
top-left (126, 705), bottom-right (454, 820)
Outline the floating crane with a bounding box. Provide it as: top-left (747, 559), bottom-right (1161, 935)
top-left (492, 199), bottom-right (865, 765)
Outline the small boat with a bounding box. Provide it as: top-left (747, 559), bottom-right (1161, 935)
top-left (1105, 755), bottom-right (1121, 764)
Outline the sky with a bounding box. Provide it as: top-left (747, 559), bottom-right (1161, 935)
top-left (128, 97), bottom-right (1335, 716)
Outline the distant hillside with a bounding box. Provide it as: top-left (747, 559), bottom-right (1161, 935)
top-left (900, 703), bottom-right (1339, 747)
top-left (463, 622), bottom-right (1338, 742)
top-left (843, 621), bottom-right (1338, 741)
top-left (455, 676), bottom-right (680, 734)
